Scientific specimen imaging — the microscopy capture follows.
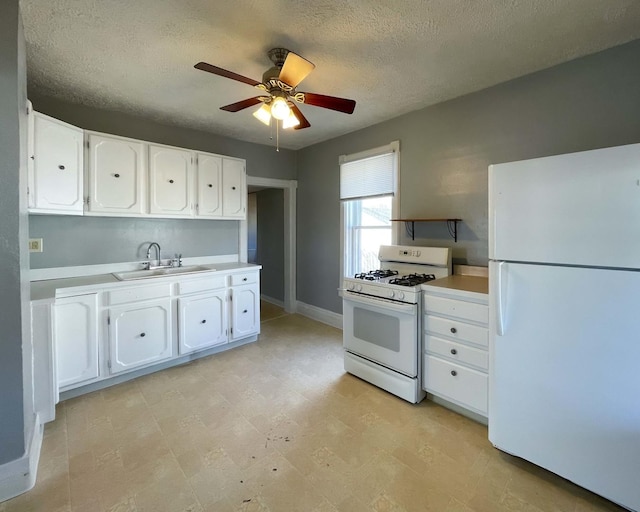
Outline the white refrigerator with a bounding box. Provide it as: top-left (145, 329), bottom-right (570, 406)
top-left (488, 143), bottom-right (640, 512)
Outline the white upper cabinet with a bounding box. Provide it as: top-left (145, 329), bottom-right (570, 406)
top-left (29, 111), bottom-right (84, 214)
top-left (222, 158), bottom-right (246, 218)
top-left (195, 152), bottom-right (223, 218)
top-left (149, 144), bottom-right (193, 217)
top-left (86, 132), bottom-right (146, 215)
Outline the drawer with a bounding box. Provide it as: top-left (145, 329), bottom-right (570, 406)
top-left (178, 275), bottom-right (226, 295)
top-left (423, 355), bottom-right (488, 415)
top-left (424, 315), bottom-right (488, 348)
top-left (425, 335), bottom-right (488, 371)
top-left (107, 283), bottom-right (171, 305)
top-left (424, 295), bottom-right (488, 324)
top-left (230, 272), bottom-right (258, 286)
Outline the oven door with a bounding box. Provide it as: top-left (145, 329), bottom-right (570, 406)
top-left (342, 292), bottom-right (418, 377)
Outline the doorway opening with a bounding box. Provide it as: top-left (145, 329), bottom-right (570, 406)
top-left (240, 177), bottom-right (297, 314)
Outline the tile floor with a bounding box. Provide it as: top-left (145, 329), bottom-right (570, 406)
top-left (1, 313), bottom-right (626, 512)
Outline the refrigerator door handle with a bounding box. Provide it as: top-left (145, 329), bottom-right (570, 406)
top-left (496, 261), bottom-right (507, 335)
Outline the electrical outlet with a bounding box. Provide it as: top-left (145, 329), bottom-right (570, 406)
top-left (29, 238), bottom-right (43, 253)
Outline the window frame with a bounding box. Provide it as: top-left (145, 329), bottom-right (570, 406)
top-left (339, 141), bottom-right (400, 280)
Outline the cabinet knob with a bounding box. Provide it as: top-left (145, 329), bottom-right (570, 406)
top-left (58, 164), bottom-right (65, 170)
top-left (201, 319), bottom-right (206, 324)
top-left (114, 173), bottom-right (120, 178)
top-left (140, 332), bottom-right (146, 337)
top-left (450, 370), bottom-right (457, 377)
top-left (450, 348), bottom-right (457, 355)
top-left (169, 179), bottom-right (174, 184)
top-left (243, 277), bottom-right (247, 282)
top-left (243, 309), bottom-right (248, 313)
top-left (231, 186), bottom-right (236, 190)
top-left (450, 327), bottom-right (457, 334)
top-left (208, 184), bottom-right (213, 188)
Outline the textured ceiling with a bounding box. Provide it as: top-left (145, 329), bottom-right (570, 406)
top-left (20, 0), bottom-right (640, 150)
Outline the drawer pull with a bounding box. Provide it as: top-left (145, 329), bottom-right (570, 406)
top-left (140, 332), bottom-right (146, 337)
top-left (169, 179), bottom-right (174, 184)
top-left (450, 327), bottom-right (457, 334)
top-left (450, 348), bottom-right (457, 355)
top-left (201, 319), bottom-right (207, 324)
top-left (450, 370), bottom-right (457, 377)
top-left (243, 309), bottom-right (248, 313)
top-left (58, 164), bottom-right (66, 170)
top-left (208, 184), bottom-right (213, 188)
top-left (114, 173), bottom-right (120, 178)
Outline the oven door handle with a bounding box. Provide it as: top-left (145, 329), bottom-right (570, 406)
top-left (343, 292), bottom-right (417, 314)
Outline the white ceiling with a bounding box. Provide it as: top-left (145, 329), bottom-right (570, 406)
top-left (20, 0), bottom-right (640, 150)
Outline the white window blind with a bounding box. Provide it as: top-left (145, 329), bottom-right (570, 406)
top-left (340, 151), bottom-right (395, 201)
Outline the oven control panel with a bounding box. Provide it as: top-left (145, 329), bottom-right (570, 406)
top-left (399, 249), bottom-right (421, 257)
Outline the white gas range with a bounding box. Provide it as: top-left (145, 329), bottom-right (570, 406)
top-left (341, 245), bottom-right (451, 403)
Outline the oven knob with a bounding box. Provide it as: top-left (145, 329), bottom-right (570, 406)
top-left (388, 290), bottom-right (395, 298)
top-left (348, 283), bottom-right (355, 291)
top-left (397, 292), bottom-right (405, 300)
top-left (356, 284), bottom-right (362, 292)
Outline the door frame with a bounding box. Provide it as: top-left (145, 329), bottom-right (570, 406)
top-left (240, 176), bottom-right (297, 313)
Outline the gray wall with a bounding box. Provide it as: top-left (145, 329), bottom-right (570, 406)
top-left (297, 39), bottom-right (640, 314)
top-left (29, 216), bottom-right (238, 268)
top-left (255, 189), bottom-right (285, 302)
top-left (0, 0), bottom-right (28, 464)
top-left (26, 95), bottom-right (298, 268)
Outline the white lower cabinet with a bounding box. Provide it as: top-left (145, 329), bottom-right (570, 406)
top-left (43, 267), bottom-right (260, 396)
top-left (108, 299), bottom-right (173, 373)
top-left (54, 293), bottom-right (99, 389)
top-left (230, 273), bottom-right (260, 340)
top-left (423, 286), bottom-right (489, 417)
top-left (178, 290), bottom-right (227, 354)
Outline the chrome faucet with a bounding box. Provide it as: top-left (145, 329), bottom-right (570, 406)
top-left (146, 242), bottom-right (161, 268)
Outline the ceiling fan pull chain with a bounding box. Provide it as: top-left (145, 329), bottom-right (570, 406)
top-left (276, 120), bottom-right (280, 152)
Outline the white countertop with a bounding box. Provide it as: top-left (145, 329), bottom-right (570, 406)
top-left (31, 262), bottom-right (261, 301)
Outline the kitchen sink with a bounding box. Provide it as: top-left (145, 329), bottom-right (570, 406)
top-left (113, 265), bottom-right (214, 281)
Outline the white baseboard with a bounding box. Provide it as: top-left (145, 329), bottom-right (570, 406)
top-left (295, 301), bottom-right (343, 330)
top-left (0, 414), bottom-right (43, 502)
top-left (260, 295), bottom-right (284, 308)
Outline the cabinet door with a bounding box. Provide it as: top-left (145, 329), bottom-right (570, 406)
top-left (178, 291), bottom-right (227, 354)
top-left (87, 133), bottom-right (145, 215)
top-left (31, 112), bottom-right (84, 214)
top-left (31, 299), bottom-right (57, 422)
top-left (230, 285), bottom-right (260, 340)
top-left (54, 294), bottom-right (99, 389)
top-left (149, 144), bottom-right (193, 216)
top-left (109, 299), bottom-right (172, 373)
top-left (222, 158), bottom-right (246, 218)
top-left (195, 152), bottom-right (223, 218)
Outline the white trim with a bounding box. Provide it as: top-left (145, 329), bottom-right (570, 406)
top-left (29, 254), bottom-right (239, 281)
top-left (243, 176), bottom-right (297, 314)
top-left (339, 140), bottom-right (400, 165)
top-left (0, 415), bottom-right (43, 502)
top-left (295, 301), bottom-right (343, 330)
top-left (261, 295), bottom-right (285, 308)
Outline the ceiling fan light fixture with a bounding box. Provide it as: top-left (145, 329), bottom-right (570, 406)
top-left (271, 96), bottom-right (290, 120)
top-left (282, 110), bottom-right (300, 129)
top-left (253, 103), bottom-right (272, 125)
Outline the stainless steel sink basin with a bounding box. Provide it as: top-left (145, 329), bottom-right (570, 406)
top-left (113, 265), bottom-right (214, 281)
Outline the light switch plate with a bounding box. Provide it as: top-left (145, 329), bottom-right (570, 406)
top-left (29, 238), bottom-right (43, 253)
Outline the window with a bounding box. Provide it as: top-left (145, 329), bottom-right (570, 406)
top-left (340, 142), bottom-right (399, 277)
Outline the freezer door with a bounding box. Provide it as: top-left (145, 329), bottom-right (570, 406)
top-left (489, 143), bottom-right (640, 268)
top-left (489, 261), bottom-right (640, 511)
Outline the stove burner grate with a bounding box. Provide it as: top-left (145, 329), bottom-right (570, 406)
top-left (388, 273), bottom-right (437, 287)
top-left (354, 269), bottom-right (399, 280)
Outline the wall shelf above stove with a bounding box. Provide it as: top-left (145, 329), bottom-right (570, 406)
top-left (391, 218), bottom-right (462, 242)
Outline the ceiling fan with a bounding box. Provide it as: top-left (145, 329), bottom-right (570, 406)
top-left (194, 48), bottom-right (356, 131)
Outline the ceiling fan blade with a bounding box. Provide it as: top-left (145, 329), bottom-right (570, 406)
top-left (220, 97), bottom-right (265, 112)
top-left (194, 62), bottom-right (260, 87)
top-left (299, 92), bottom-right (356, 114)
top-left (279, 52), bottom-right (315, 88)
top-left (290, 104), bottom-right (311, 130)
